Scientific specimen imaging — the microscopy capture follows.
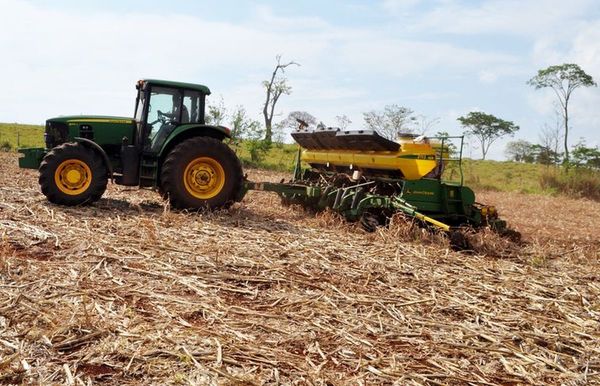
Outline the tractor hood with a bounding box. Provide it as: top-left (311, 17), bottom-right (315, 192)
top-left (48, 115), bottom-right (135, 124)
top-left (44, 115), bottom-right (137, 151)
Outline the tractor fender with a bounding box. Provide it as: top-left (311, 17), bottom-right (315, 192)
top-left (157, 124), bottom-right (231, 160)
top-left (74, 137), bottom-right (114, 180)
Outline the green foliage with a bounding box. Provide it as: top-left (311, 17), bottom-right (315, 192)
top-left (528, 63), bottom-right (596, 90)
top-left (434, 131), bottom-right (458, 156)
top-left (246, 139), bottom-right (272, 163)
top-left (205, 96), bottom-right (227, 125)
top-left (0, 123), bottom-right (44, 149)
top-left (229, 106), bottom-right (261, 145)
top-left (240, 121), bottom-right (272, 163)
top-left (505, 140), bottom-right (560, 165)
top-left (570, 140), bottom-right (600, 169)
top-left (457, 111), bottom-right (519, 160)
top-left (363, 105), bottom-right (416, 140)
top-left (505, 140), bottom-right (535, 162)
top-left (533, 144), bottom-right (561, 165)
top-left (233, 141), bottom-right (298, 171)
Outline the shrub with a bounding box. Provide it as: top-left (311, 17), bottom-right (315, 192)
top-left (0, 140), bottom-right (12, 152)
top-left (539, 168), bottom-right (600, 201)
top-left (246, 139), bottom-right (272, 163)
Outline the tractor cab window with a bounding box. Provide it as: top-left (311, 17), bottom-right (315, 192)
top-left (183, 90), bottom-right (204, 124)
top-left (146, 87), bottom-right (185, 152)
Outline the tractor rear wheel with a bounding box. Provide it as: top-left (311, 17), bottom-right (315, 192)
top-left (39, 142), bottom-right (108, 206)
top-left (160, 137), bottom-right (243, 209)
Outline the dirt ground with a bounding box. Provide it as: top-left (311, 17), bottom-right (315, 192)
top-left (1, 151), bottom-right (599, 385)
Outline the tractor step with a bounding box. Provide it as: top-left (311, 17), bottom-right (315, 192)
top-left (139, 157), bottom-right (159, 186)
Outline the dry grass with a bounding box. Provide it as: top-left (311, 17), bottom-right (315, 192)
top-left (1, 151), bottom-right (599, 385)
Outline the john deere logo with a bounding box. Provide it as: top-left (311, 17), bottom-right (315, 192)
top-left (410, 190), bottom-right (434, 196)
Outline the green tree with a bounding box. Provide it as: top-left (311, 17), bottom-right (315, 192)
top-left (527, 63), bottom-right (596, 164)
top-left (229, 106), bottom-right (260, 145)
top-left (363, 104), bottom-right (416, 140)
top-left (205, 96), bottom-right (227, 125)
top-left (435, 131), bottom-right (457, 157)
top-left (457, 111), bottom-right (519, 160)
top-left (241, 121), bottom-right (271, 163)
top-left (571, 140), bottom-right (600, 169)
top-left (262, 55), bottom-right (299, 143)
top-left (505, 139), bottom-right (535, 162)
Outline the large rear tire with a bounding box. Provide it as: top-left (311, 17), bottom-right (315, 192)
top-left (39, 143), bottom-right (108, 206)
top-left (160, 137), bottom-right (243, 209)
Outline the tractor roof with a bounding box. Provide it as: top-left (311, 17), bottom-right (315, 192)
top-left (143, 79), bottom-right (211, 95)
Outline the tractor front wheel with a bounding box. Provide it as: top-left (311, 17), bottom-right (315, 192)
top-left (160, 137), bottom-right (243, 209)
top-left (39, 143), bottom-right (108, 206)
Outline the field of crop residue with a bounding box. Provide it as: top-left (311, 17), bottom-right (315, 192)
top-left (1, 151), bottom-right (599, 385)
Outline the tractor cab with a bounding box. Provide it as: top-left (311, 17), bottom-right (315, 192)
top-left (134, 79), bottom-right (210, 153)
top-left (19, 79), bottom-right (242, 209)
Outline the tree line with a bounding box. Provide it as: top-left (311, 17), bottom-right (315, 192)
top-left (506, 138), bottom-right (600, 169)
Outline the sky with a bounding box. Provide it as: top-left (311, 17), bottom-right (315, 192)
top-left (1, 0), bottom-right (599, 160)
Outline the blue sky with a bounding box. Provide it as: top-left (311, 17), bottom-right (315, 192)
top-left (1, 0), bottom-right (599, 159)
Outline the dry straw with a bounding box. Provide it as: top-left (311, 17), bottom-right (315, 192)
top-left (1, 152), bottom-right (599, 385)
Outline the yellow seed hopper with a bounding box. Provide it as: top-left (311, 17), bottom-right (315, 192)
top-left (292, 129), bottom-right (445, 180)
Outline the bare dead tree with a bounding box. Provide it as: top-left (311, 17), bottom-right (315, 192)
top-left (539, 109), bottom-right (563, 165)
top-left (363, 105), bottom-right (415, 140)
top-left (415, 114), bottom-right (440, 134)
top-left (335, 115), bottom-right (352, 130)
top-left (262, 55), bottom-right (299, 143)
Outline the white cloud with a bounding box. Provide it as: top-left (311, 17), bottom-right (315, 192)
top-left (334, 38), bottom-right (518, 78)
top-left (413, 0), bottom-right (595, 37)
top-left (526, 91), bottom-right (558, 116)
top-left (381, 0), bottom-right (422, 12)
top-left (253, 5), bottom-right (330, 30)
top-left (478, 70), bottom-right (498, 84)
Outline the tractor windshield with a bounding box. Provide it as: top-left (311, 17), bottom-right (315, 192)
top-left (147, 87), bottom-right (181, 126)
top-left (146, 87), bottom-right (183, 152)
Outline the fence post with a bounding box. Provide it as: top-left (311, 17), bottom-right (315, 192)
top-left (17, 131), bottom-right (20, 147)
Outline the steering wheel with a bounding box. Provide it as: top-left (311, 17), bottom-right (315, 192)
top-left (157, 110), bottom-right (168, 124)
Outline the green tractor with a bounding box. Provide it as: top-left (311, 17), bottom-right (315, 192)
top-left (18, 79), bottom-right (243, 209)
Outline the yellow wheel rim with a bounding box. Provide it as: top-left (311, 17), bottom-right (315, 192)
top-left (183, 157), bottom-right (226, 199)
top-left (54, 159), bottom-right (92, 196)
